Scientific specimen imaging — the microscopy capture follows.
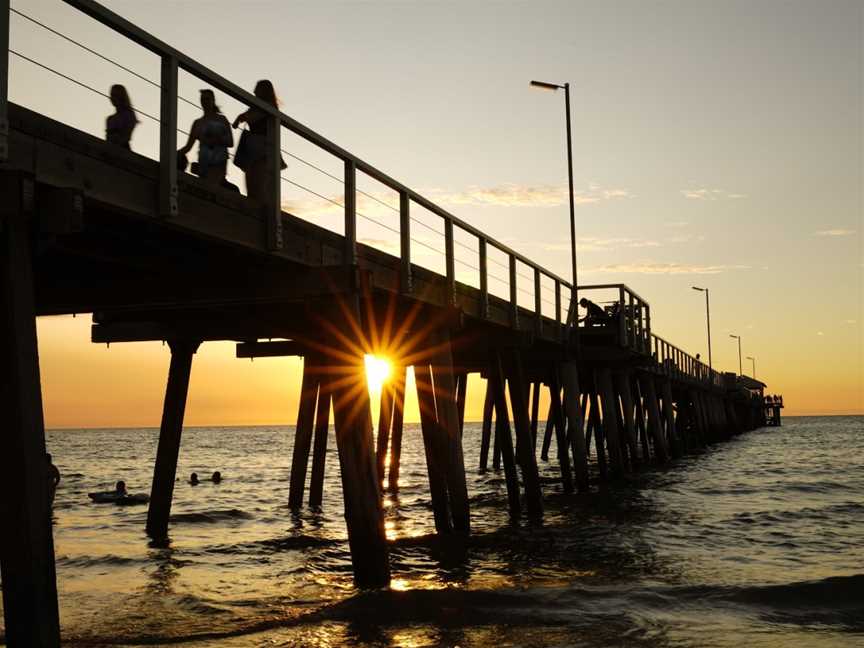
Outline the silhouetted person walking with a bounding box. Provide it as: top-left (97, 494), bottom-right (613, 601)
top-left (179, 89), bottom-right (233, 186)
top-left (233, 80), bottom-right (282, 200)
top-left (105, 84), bottom-right (138, 149)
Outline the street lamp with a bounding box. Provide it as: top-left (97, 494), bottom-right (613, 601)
top-left (691, 286), bottom-right (712, 371)
top-left (746, 355), bottom-right (756, 378)
top-left (729, 334), bottom-right (742, 376)
top-left (530, 79), bottom-right (577, 326)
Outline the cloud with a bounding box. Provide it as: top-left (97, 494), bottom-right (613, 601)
top-left (816, 331), bottom-right (825, 336)
top-left (681, 188), bottom-right (746, 200)
top-left (664, 220), bottom-right (690, 228)
top-left (844, 319), bottom-right (857, 325)
top-left (433, 183), bottom-right (632, 208)
top-left (667, 234), bottom-right (706, 244)
top-left (583, 262), bottom-right (751, 275)
top-left (814, 229), bottom-right (856, 237)
top-left (541, 237), bottom-right (661, 253)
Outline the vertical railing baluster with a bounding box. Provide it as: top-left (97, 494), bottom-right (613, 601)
top-left (445, 219), bottom-right (455, 305)
top-left (618, 285), bottom-right (626, 347)
top-left (400, 190), bottom-right (411, 293)
top-left (479, 238), bottom-right (489, 318)
top-left (267, 115), bottom-right (282, 250)
top-left (555, 280), bottom-right (562, 342)
top-left (344, 159), bottom-right (356, 265)
top-left (509, 254), bottom-right (518, 329)
top-left (159, 56), bottom-right (178, 218)
top-left (0, 0), bottom-right (9, 163)
top-left (534, 269), bottom-right (542, 335)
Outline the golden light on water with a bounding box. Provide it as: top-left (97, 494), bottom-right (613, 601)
top-left (364, 354), bottom-right (392, 392)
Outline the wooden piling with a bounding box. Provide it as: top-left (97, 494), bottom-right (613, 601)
top-left (0, 172), bottom-right (61, 646)
top-left (588, 390), bottom-right (608, 479)
top-left (479, 380), bottom-right (493, 473)
top-left (387, 365), bottom-right (406, 490)
top-left (375, 377), bottom-right (395, 485)
top-left (660, 379), bottom-right (679, 457)
top-left (540, 400), bottom-right (555, 461)
top-left (289, 356), bottom-right (320, 509)
top-left (488, 352), bottom-right (521, 518)
top-left (505, 350), bottom-right (543, 518)
top-left (308, 379), bottom-right (331, 507)
top-left (530, 381), bottom-right (541, 449)
top-left (325, 343), bottom-right (390, 587)
top-left (561, 362), bottom-right (589, 492)
top-left (639, 374), bottom-right (669, 463)
top-left (548, 366), bottom-right (574, 493)
top-left (634, 380), bottom-right (650, 461)
top-left (615, 371), bottom-right (639, 467)
top-left (456, 371), bottom-right (468, 437)
top-left (414, 363), bottom-right (453, 534)
top-left (430, 332), bottom-right (470, 533)
top-left (597, 368), bottom-right (625, 477)
top-left (147, 339), bottom-right (199, 539)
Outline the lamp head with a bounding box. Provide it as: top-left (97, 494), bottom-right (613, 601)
top-left (692, 286), bottom-right (705, 292)
top-left (530, 80), bottom-right (562, 91)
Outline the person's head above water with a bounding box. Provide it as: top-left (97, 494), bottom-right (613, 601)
top-left (115, 480), bottom-right (126, 494)
top-left (211, 471), bottom-right (222, 483)
top-left (190, 472), bottom-right (199, 485)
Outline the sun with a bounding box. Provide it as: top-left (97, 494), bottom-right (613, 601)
top-left (364, 355), bottom-right (392, 392)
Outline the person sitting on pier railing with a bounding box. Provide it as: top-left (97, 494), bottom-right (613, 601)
top-left (105, 84), bottom-right (138, 150)
top-left (579, 297), bottom-right (611, 327)
top-left (179, 89), bottom-right (233, 187)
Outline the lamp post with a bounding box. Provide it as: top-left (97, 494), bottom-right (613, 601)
top-left (746, 355), bottom-right (756, 378)
top-left (530, 80), bottom-right (577, 327)
top-left (729, 334), bottom-right (742, 376)
top-left (691, 286), bottom-right (712, 371)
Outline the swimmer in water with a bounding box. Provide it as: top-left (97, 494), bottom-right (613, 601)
top-left (190, 472), bottom-right (199, 486)
top-left (211, 471), bottom-right (222, 484)
top-left (115, 480), bottom-right (127, 496)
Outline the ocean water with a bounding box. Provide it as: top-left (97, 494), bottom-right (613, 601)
top-left (1, 415), bottom-right (862, 647)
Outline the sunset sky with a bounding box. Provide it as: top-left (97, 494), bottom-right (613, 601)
top-left (9, 0), bottom-right (862, 426)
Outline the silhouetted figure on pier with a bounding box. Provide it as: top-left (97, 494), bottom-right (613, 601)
top-left (579, 297), bottom-right (610, 327)
top-left (179, 89), bottom-right (233, 186)
top-left (233, 79), bottom-right (284, 200)
top-left (46, 453), bottom-right (60, 507)
top-left (105, 84), bottom-right (138, 149)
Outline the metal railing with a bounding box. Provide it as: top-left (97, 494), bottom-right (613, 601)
top-left (1, 0), bottom-right (575, 336)
top-left (576, 284), bottom-right (651, 353)
top-left (650, 333), bottom-right (723, 388)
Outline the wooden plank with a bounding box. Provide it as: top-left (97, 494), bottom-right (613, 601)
top-left (288, 357), bottom-right (320, 509)
top-left (399, 191), bottom-right (412, 293)
top-left (0, 172), bottom-right (61, 645)
top-left (236, 340), bottom-right (305, 358)
top-left (387, 365), bottom-right (407, 490)
top-left (505, 350), bottom-right (543, 518)
top-left (308, 379), bottom-right (331, 507)
top-left (344, 159), bottom-right (357, 264)
top-left (445, 219), bottom-right (455, 305)
top-left (146, 339), bottom-right (199, 539)
top-left (413, 363), bottom-right (452, 534)
top-left (488, 352), bottom-right (521, 518)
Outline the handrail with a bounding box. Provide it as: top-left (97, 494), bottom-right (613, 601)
top-left (63, 0), bottom-right (574, 334)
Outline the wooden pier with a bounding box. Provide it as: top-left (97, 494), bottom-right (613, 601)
top-left (0, 1), bottom-right (777, 644)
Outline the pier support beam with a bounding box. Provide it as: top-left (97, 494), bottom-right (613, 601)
top-left (548, 366), bottom-right (573, 493)
top-left (415, 362), bottom-right (452, 534)
top-left (615, 371), bottom-right (639, 468)
top-left (289, 356), bottom-right (320, 509)
top-left (660, 379), bottom-right (679, 457)
top-left (0, 172), bottom-right (61, 646)
top-left (478, 381), bottom-right (493, 473)
top-left (506, 351), bottom-right (543, 518)
top-left (488, 352), bottom-right (521, 518)
top-left (639, 374), bottom-right (669, 463)
top-left (326, 338), bottom-right (390, 587)
top-left (375, 376), bottom-right (395, 486)
top-left (387, 365), bottom-right (406, 490)
top-left (146, 339), bottom-right (199, 540)
top-left (308, 378), bottom-right (331, 507)
top-left (597, 368), bottom-right (625, 477)
top-left (561, 362), bottom-right (589, 492)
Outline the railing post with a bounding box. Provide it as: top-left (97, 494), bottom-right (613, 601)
top-left (555, 280), bottom-right (563, 342)
top-left (479, 238), bottom-right (489, 318)
top-left (618, 285), bottom-right (626, 347)
top-left (399, 190), bottom-right (411, 294)
top-left (534, 269), bottom-right (542, 335)
top-left (445, 218), bottom-right (455, 305)
top-left (159, 55), bottom-right (178, 218)
top-left (509, 254), bottom-right (518, 329)
top-left (0, 0), bottom-right (9, 163)
top-left (267, 114), bottom-right (282, 250)
top-left (344, 159), bottom-right (356, 265)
